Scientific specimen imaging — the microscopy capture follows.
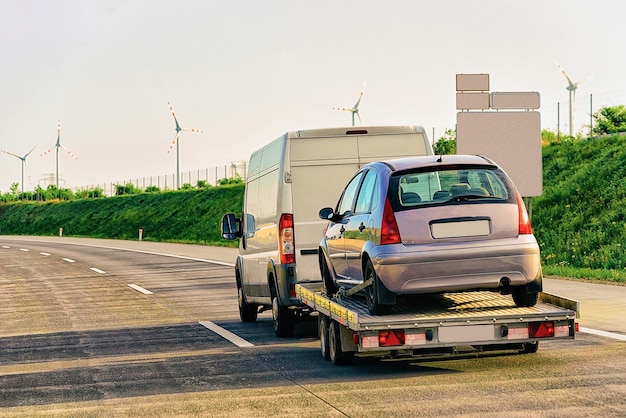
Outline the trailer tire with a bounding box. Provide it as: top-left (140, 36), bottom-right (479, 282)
top-left (238, 285), bottom-right (258, 322)
top-left (319, 315), bottom-right (331, 360)
top-left (328, 321), bottom-right (354, 365)
top-left (272, 289), bottom-right (295, 338)
top-left (365, 261), bottom-right (392, 315)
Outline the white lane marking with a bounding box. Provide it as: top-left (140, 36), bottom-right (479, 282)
top-left (128, 284), bottom-right (153, 295)
top-left (62, 258), bottom-right (75, 263)
top-left (19, 248), bottom-right (29, 252)
top-left (199, 321), bottom-right (254, 348)
top-left (580, 327), bottom-right (626, 342)
top-left (40, 252), bottom-right (51, 256)
top-left (1, 245), bottom-right (10, 249)
top-left (90, 267), bottom-right (106, 274)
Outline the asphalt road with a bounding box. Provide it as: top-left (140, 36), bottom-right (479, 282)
top-left (1, 236), bottom-right (625, 417)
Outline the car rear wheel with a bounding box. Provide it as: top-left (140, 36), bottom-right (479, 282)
top-left (365, 261), bottom-right (392, 315)
top-left (272, 287), bottom-right (295, 338)
top-left (512, 285), bottom-right (539, 307)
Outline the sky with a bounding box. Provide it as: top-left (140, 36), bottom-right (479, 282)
top-left (1, 0), bottom-right (625, 193)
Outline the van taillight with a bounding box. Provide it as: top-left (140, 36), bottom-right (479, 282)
top-left (516, 190), bottom-right (532, 235)
top-left (279, 213), bottom-right (295, 264)
top-left (381, 198), bottom-right (401, 245)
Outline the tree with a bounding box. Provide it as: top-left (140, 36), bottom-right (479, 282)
top-left (434, 128), bottom-right (456, 155)
top-left (592, 105), bottom-right (626, 135)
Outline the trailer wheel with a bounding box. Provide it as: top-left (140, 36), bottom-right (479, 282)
top-left (519, 341), bottom-right (539, 354)
top-left (365, 261), bottom-right (392, 315)
top-left (319, 315), bottom-right (330, 360)
top-left (328, 321), bottom-right (354, 365)
top-left (238, 285), bottom-right (258, 322)
top-left (272, 290), bottom-right (295, 338)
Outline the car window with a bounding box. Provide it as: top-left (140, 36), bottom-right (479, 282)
top-left (337, 171), bottom-right (365, 216)
top-left (390, 166), bottom-right (513, 210)
top-left (355, 170), bottom-right (378, 214)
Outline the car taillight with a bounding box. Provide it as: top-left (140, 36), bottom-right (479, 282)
top-left (279, 213), bottom-right (295, 264)
top-left (516, 190), bottom-right (532, 235)
top-left (381, 198), bottom-right (401, 245)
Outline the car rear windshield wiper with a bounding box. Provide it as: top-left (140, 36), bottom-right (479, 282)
top-left (452, 194), bottom-right (501, 202)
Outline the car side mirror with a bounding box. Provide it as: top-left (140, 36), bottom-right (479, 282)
top-left (319, 207), bottom-right (335, 221)
top-left (221, 213), bottom-right (241, 240)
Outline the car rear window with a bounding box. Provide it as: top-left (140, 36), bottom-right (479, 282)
top-left (388, 165), bottom-right (515, 210)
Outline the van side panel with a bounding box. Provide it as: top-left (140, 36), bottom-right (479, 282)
top-left (239, 136), bottom-right (284, 304)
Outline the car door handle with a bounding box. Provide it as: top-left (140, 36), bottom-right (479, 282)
top-left (358, 223), bottom-right (365, 232)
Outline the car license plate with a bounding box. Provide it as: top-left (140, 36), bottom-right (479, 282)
top-left (430, 219), bottom-right (490, 239)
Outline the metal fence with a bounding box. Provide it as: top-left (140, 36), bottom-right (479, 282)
top-left (72, 161), bottom-right (247, 196)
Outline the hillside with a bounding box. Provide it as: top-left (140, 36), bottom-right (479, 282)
top-left (1, 135), bottom-right (626, 277)
top-left (0, 184), bottom-right (244, 246)
top-left (533, 134), bottom-right (626, 272)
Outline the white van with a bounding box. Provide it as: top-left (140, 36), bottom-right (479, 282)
top-left (221, 126), bottom-right (434, 336)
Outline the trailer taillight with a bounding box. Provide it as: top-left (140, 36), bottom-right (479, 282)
top-left (279, 213), bottom-right (295, 264)
top-left (529, 321), bottom-right (554, 338)
top-left (379, 330), bottom-right (405, 347)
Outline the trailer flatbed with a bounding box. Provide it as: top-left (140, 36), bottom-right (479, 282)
top-left (296, 283), bottom-right (579, 365)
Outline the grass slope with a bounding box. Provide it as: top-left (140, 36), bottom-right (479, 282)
top-left (0, 184), bottom-right (244, 246)
top-left (533, 134), bottom-right (626, 282)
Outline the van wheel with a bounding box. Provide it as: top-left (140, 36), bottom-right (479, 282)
top-left (365, 261), bottom-right (392, 315)
top-left (328, 320), bottom-right (354, 365)
top-left (272, 291), bottom-right (295, 337)
top-left (512, 285), bottom-right (539, 307)
top-left (238, 285), bottom-right (258, 322)
top-left (321, 258), bottom-right (338, 296)
top-left (319, 315), bottom-right (331, 360)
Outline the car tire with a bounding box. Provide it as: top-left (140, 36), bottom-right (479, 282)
top-left (365, 261), bottom-right (392, 315)
top-left (321, 257), bottom-right (338, 296)
top-left (328, 320), bottom-right (354, 365)
top-left (272, 287), bottom-right (295, 338)
top-left (238, 284), bottom-right (258, 322)
top-left (512, 285), bottom-right (539, 307)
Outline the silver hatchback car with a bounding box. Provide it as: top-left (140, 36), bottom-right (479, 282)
top-left (318, 155), bottom-right (542, 315)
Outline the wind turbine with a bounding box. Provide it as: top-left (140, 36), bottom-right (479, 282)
top-left (0, 143), bottom-right (39, 193)
top-left (556, 62), bottom-right (592, 136)
top-left (40, 120), bottom-right (77, 189)
top-left (333, 82), bottom-right (366, 126)
top-left (166, 101), bottom-right (204, 189)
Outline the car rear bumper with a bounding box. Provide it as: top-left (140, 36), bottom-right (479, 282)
top-left (369, 237), bottom-right (542, 294)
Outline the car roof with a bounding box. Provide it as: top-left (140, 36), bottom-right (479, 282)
top-left (370, 154), bottom-right (498, 173)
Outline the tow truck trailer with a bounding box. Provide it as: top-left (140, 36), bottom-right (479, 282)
top-left (296, 283), bottom-right (579, 365)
